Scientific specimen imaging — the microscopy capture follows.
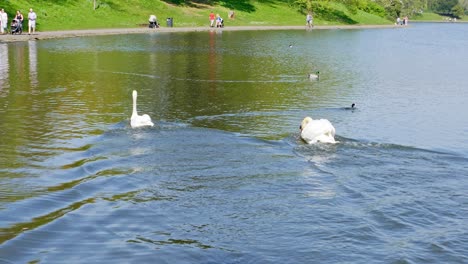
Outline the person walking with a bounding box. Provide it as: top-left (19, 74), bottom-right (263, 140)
top-left (0, 9), bottom-right (7, 34)
top-left (28, 8), bottom-right (37, 34)
top-left (306, 12), bottom-right (313, 28)
top-left (209, 11), bottom-right (215, 27)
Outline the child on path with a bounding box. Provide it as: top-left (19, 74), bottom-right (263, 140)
top-left (209, 11), bottom-right (215, 27)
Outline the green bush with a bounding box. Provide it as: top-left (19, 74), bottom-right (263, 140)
top-left (362, 1), bottom-right (386, 18)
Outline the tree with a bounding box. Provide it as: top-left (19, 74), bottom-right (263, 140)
top-left (452, 3), bottom-right (465, 17)
top-left (294, 0), bottom-right (315, 13)
top-left (401, 0), bottom-right (425, 16)
top-left (431, 0), bottom-right (458, 14)
top-left (375, 0), bottom-right (402, 18)
top-left (458, 0), bottom-right (468, 14)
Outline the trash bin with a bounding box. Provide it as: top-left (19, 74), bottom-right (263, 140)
top-left (166, 17), bottom-right (173, 27)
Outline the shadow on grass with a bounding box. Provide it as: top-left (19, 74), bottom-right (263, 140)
top-left (320, 9), bottom-right (357, 24)
top-left (95, 1), bottom-right (125, 12)
top-left (161, 0), bottom-right (256, 12)
top-left (299, 2), bottom-right (357, 25)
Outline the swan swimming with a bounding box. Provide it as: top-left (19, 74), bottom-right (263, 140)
top-left (300, 116), bottom-right (336, 144)
top-left (131, 90), bottom-right (154, 128)
top-left (308, 71), bottom-right (320, 80)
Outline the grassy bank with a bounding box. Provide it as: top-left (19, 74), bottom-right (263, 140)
top-left (411, 12), bottom-right (465, 22)
top-left (2, 0), bottom-right (391, 31)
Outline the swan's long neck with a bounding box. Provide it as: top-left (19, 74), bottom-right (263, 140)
top-left (132, 90), bottom-right (138, 116)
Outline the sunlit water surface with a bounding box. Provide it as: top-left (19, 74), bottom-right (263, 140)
top-left (0, 23), bottom-right (467, 263)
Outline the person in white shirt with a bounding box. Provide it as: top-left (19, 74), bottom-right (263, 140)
top-left (0, 9), bottom-right (7, 34)
top-left (28, 8), bottom-right (37, 34)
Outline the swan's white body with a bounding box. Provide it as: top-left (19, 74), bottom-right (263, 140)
top-left (300, 117), bottom-right (336, 144)
top-left (308, 71), bottom-right (320, 80)
top-left (131, 90), bottom-right (154, 128)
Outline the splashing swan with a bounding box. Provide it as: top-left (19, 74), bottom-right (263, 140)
top-left (131, 90), bottom-right (154, 128)
top-left (300, 117), bottom-right (336, 144)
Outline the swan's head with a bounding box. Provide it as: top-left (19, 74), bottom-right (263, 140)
top-left (300, 116), bottom-right (313, 131)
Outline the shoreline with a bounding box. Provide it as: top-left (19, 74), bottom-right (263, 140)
top-left (0, 24), bottom-right (399, 43)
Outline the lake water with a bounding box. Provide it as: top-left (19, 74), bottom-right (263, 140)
top-left (0, 23), bottom-right (467, 263)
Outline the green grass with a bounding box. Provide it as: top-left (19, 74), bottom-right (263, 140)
top-left (411, 12), bottom-right (455, 21)
top-left (3, 0), bottom-right (392, 31)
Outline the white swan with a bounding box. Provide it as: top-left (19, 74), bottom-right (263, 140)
top-left (300, 116), bottom-right (336, 144)
top-left (308, 71), bottom-right (320, 80)
top-left (131, 90), bottom-right (154, 128)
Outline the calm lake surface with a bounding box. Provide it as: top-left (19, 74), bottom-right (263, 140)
top-left (1, 23), bottom-right (467, 263)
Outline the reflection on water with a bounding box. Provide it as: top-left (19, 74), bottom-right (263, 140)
top-left (28, 41), bottom-right (38, 87)
top-left (0, 44), bottom-right (8, 96)
top-left (0, 23), bottom-right (468, 263)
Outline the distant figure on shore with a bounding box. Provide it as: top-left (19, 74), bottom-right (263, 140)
top-left (403, 16), bottom-right (408, 25)
top-left (0, 9), bottom-right (7, 34)
top-left (15, 10), bottom-right (24, 32)
top-left (28, 8), bottom-right (37, 34)
top-left (396, 17), bottom-right (401, 25)
top-left (209, 11), bottom-right (215, 27)
top-left (306, 12), bottom-right (313, 28)
top-left (148, 14), bottom-right (158, 28)
top-left (216, 14), bottom-right (224, 28)
top-left (228, 10), bottom-right (235, 19)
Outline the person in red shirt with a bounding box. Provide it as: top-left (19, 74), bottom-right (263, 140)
top-left (209, 11), bottom-right (215, 27)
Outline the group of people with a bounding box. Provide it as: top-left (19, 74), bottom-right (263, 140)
top-left (209, 11), bottom-right (224, 28)
top-left (396, 16), bottom-right (409, 26)
top-left (0, 8), bottom-right (37, 34)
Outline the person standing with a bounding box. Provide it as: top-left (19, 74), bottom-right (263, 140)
top-left (28, 8), bottom-right (37, 34)
top-left (209, 11), bottom-right (215, 27)
top-left (306, 12), bottom-right (313, 28)
top-left (0, 9), bottom-right (7, 34)
top-left (15, 10), bottom-right (24, 32)
top-left (215, 13), bottom-right (222, 28)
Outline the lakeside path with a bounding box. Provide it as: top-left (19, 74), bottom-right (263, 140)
top-left (0, 24), bottom-right (399, 43)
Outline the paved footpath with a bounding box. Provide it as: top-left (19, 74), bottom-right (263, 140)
top-left (0, 25), bottom-right (398, 43)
